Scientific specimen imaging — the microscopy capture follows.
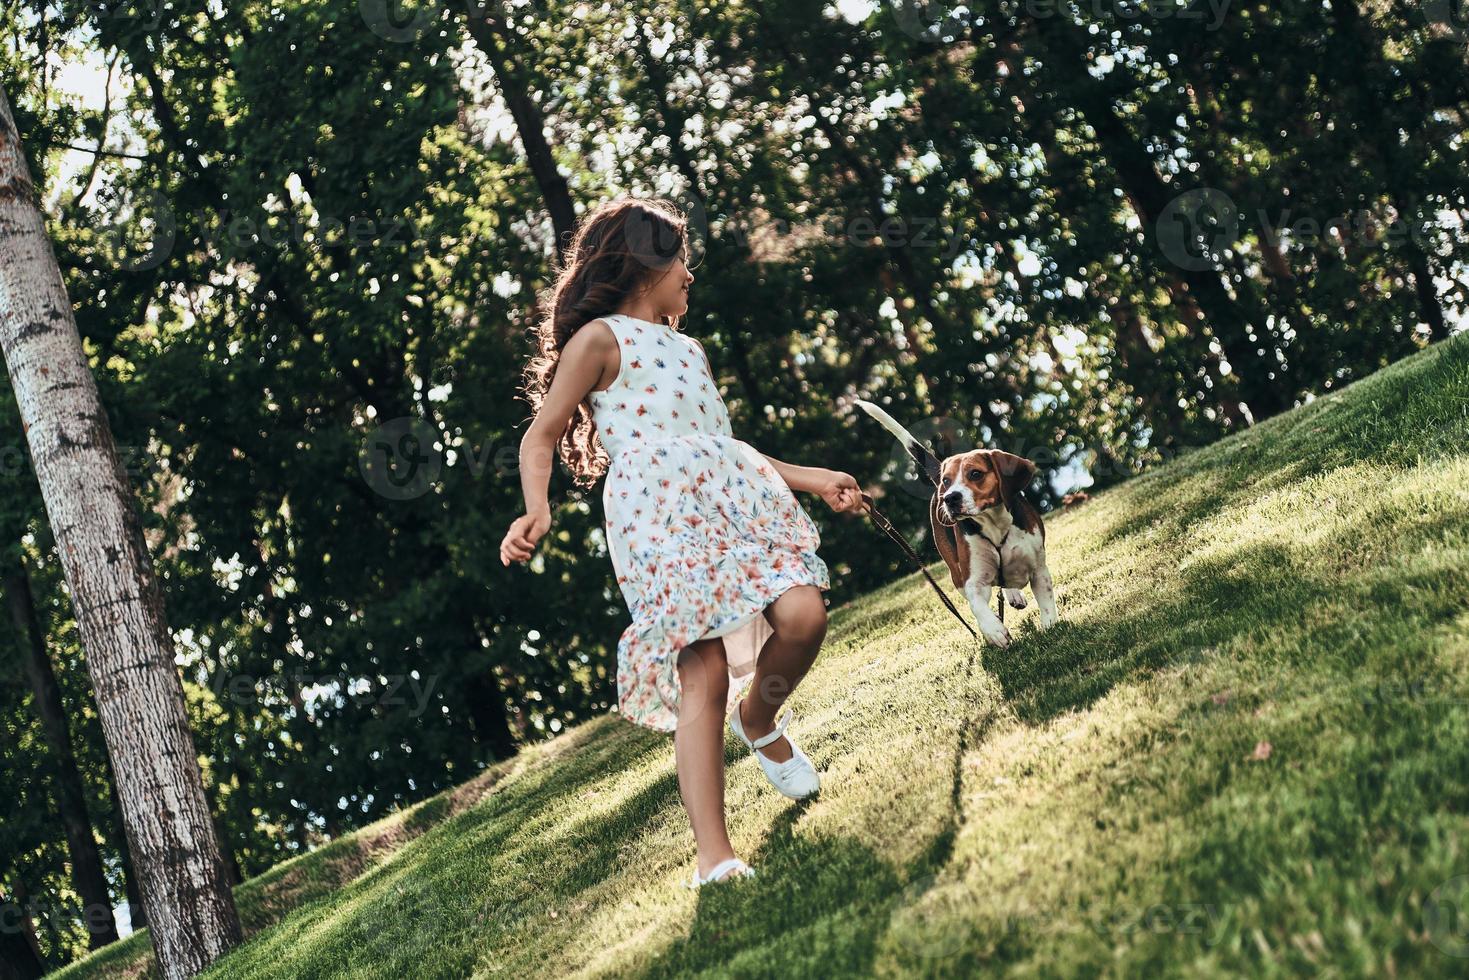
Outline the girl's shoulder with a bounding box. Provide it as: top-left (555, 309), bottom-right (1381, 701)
top-left (588, 312), bottom-right (643, 345)
top-left (561, 318), bottom-right (622, 380)
top-left (565, 315), bottom-right (620, 353)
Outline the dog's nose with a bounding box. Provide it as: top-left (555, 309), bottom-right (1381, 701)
top-left (942, 490), bottom-right (963, 510)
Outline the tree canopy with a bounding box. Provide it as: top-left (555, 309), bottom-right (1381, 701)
top-left (2, 0), bottom-right (1464, 967)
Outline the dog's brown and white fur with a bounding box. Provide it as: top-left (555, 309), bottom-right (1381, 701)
top-left (855, 400), bottom-right (1058, 647)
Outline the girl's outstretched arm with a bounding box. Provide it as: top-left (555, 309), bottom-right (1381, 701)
top-left (501, 321), bottom-right (618, 566)
top-left (759, 453), bottom-right (864, 513)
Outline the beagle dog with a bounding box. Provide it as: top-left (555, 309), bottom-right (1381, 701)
top-left (855, 400), bottom-right (1058, 647)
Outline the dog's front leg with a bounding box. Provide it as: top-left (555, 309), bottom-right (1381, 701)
top-left (1032, 564), bottom-right (1059, 628)
top-left (963, 578), bottom-right (1011, 647)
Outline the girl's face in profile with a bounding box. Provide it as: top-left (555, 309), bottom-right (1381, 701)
top-left (641, 249), bottom-right (695, 319)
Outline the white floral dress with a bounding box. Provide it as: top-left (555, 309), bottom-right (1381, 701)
top-left (587, 313), bottom-right (830, 733)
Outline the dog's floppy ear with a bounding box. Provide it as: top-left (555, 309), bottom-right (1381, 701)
top-left (990, 450), bottom-right (1037, 504)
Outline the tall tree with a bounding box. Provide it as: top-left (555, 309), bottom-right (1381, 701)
top-left (0, 883), bottom-right (45, 980)
top-left (1330, 0), bottom-right (1449, 341)
top-left (462, 1), bottom-right (577, 259)
top-left (1, 551), bottom-right (118, 948)
top-left (0, 84), bottom-right (241, 979)
top-left (1027, 9), bottom-right (1292, 422)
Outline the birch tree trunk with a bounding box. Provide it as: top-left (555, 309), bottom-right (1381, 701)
top-left (0, 85), bottom-right (241, 978)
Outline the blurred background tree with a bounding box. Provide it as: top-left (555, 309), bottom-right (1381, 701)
top-left (1, 0), bottom-right (1464, 967)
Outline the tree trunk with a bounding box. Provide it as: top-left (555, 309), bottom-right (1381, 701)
top-left (462, 618), bottom-right (517, 759)
top-left (1031, 16), bottom-right (1292, 421)
top-left (461, 4), bottom-right (577, 261)
top-left (3, 555), bottom-right (120, 949)
top-left (0, 86), bottom-right (241, 979)
top-left (0, 884), bottom-right (46, 980)
top-left (1332, 0), bottom-right (1449, 341)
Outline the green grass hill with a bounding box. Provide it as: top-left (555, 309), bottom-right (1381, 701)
top-left (58, 334), bottom-right (1469, 978)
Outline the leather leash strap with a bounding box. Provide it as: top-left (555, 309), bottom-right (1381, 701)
top-left (859, 492), bottom-right (978, 640)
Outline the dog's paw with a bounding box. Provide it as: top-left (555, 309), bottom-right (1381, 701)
top-left (1005, 588), bottom-right (1028, 610)
top-left (982, 625), bottom-right (1012, 648)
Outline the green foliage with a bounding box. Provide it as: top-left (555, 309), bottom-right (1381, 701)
top-left (1, 0), bottom-right (1465, 969)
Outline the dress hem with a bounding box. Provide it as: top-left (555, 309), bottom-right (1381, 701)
top-left (614, 557), bottom-right (830, 735)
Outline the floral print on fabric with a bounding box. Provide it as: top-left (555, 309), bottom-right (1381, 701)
top-left (588, 315), bottom-right (830, 733)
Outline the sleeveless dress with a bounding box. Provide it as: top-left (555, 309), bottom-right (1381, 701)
top-left (587, 313), bottom-right (830, 733)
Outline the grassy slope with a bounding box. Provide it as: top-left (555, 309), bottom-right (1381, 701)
top-left (57, 335), bottom-right (1469, 979)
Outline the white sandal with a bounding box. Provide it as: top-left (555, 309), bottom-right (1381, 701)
top-left (729, 699), bottom-right (821, 799)
top-left (688, 858), bottom-right (755, 889)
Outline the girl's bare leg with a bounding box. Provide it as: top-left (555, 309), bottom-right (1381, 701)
top-left (675, 636), bottom-right (738, 877)
top-left (738, 585), bottom-right (828, 764)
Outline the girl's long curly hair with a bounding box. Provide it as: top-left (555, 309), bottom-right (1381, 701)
top-left (523, 198), bottom-right (690, 488)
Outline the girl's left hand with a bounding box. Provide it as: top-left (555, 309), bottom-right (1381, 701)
top-left (816, 469), bottom-right (864, 513)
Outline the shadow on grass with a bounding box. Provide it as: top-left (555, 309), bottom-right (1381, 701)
top-left (642, 802), bottom-right (900, 978)
top-left (238, 428), bottom-right (1468, 977)
top-left (991, 497), bottom-right (1469, 728)
top-left (221, 335), bottom-right (1469, 976)
top-left (604, 481), bottom-right (1469, 975)
top-left (644, 607), bottom-right (1003, 978)
top-left (202, 717), bottom-right (670, 978)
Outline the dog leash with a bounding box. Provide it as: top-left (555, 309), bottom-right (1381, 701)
top-left (858, 492), bottom-right (978, 640)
